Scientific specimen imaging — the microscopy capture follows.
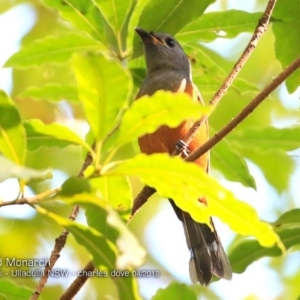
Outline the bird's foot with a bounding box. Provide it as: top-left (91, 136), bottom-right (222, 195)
top-left (176, 139), bottom-right (190, 158)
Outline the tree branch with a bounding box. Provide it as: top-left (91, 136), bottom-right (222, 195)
top-left (0, 188), bottom-right (60, 207)
top-left (30, 150), bottom-right (93, 300)
top-left (130, 0), bottom-right (277, 217)
top-left (60, 261), bottom-right (95, 300)
top-left (185, 55), bottom-right (300, 162)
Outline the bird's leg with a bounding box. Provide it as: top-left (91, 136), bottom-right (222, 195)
top-left (176, 139), bottom-right (190, 158)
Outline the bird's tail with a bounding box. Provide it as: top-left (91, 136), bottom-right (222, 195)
top-left (181, 213), bottom-right (232, 286)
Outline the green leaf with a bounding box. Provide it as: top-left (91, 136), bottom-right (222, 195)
top-left (94, 0), bottom-right (137, 55)
top-left (152, 282), bottom-right (197, 300)
top-left (272, 0), bottom-right (300, 93)
top-left (59, 177), bottom-right (91, 196)
top-left (115, 276), bottom-right (142, 300)
top-left (19, 84), bottom-right (79, 102)
top-left (36, 206), bottom-right (116, 269)
top-left (229, 127), bottom-right (300, 191)
top-left (233, 78), bottom-right (259, 95)
top-left (273, 209), bottom-right (300, 227)
top-left (94, 0), bottom-right (133, 34)
top-left (229, 228), bottom-right (300, 274)
top-left (239, 148), bottom-right (293, 192)
top-left (42, 0), bottom-right (106, 43)
top-left (106, 153), bottom-right (282, 249)
top-left (72, 53), bottom-right (132, 141)
top-left (0, 280), bottom-right (32, 300)
top-left (211, 137), bottom-right (256, 188)
top-left (0, 155), bottom-right (52, 183)
top-left (90, 176), bottom-right (132, 214)
top-left (229, 127), bottom-right (300, 152)
top-left (132, 0), bottom-right (215, 58)
top-left (0, 90), bottom-right (26, 165)
top-left (116, 91), bottom-right (209, 147)
top-left (24, 119), bottom-right (91, 152)
top-left (57, 193), bottom-right (145, 269)
top-left (178, 10), bottom-right (262, 42)
top-left (183, 45), bottom-right (258, 96)
top-left (5, 32), bottom-right (103, 67)
top-left (106, 208), bottom-right (146, 269)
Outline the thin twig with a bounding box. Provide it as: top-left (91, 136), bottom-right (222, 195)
top-left (30, 151), bottom-right (93, 300)
top-left (60, 261), bottom-right (95, 300)
top-left (186, 55), bottom-right (300, 162)
top-left (0, 188), bottom-right (60, 207)
top-left (130, 0), bottom-right (277, 217)
top-left (130, 186), bottom-right (156, 219)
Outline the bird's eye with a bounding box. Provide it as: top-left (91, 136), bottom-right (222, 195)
top-left (165, 37), bottom-right (175, 47)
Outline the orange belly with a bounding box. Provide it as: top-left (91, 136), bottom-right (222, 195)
top-left (138, 119), bottom-right (209, 170)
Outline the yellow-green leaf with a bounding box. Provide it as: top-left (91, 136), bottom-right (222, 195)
top-left (178, 10), bottom-right (262, 42)
top-left (5, 33), bottom-right (103, 67)
top-left (72, 53), bottom-right (132, 142)
top-left (116, 90), bottom-right (209, 147)
top-left (90, 176), bottom-right (132, 215)
top-left (24, 119), bottom-right (91, 152)
top-left (106, 153), bottom-right (282, 249)
top-left (0, 90), bottom-right (26, 165)
top-left (19, 84), bottom-right (79, 102)
top-left (36, 206), bottom-right (116, 269)
top-left (0, 155), bottom-right (52, 183)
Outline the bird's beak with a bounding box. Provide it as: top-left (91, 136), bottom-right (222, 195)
top-left (135, 27), bottom-right (159, 44)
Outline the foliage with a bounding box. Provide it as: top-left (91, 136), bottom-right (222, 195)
top-left (0, 0), bottom-right (300, 299)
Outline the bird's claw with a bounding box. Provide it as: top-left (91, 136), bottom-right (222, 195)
top-left (176, 139), bottom-right (190, 158)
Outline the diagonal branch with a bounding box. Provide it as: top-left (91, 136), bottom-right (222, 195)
top-left (30, 150), bottom-right (93, 300)
top-left (185, 55), bottom-right (300, 162)
top-left (60, 261), bottom-right (95, 300)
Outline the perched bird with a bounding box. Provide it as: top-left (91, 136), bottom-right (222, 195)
top-left (135, 27), bottom-right (232, 286)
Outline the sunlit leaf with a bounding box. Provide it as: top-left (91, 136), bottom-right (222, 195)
top-left (132, 0), bottom-right (215, 58)
top-left (90, 176), bottom-right (132, 214)
top-left (36, 206), bottom-right (116, 269)
top-left (116, 91), bottom-right (209, 147)
top-left (57, 193), bottom-right (145, 270)
top-left (0, 90), bottom-right (26, 165)
top-left (107, 208), bottom-right (146, 269)
top-left (72, 53), bottom-right (132, 141)
top-left (229, 228), bottom-right (300, 273)
top-left (114, 276), bottom-right (142, 300)
top-left (42, 0), bottom-right (106, 43)
top-left (94, 0), bottom-right (137, 56)
top-left (5, 32), bottom-right (103, 67)
top-left (106, 153), bottom-right (282, 248)
top-left (0, 280), bottom-right (32, 300)
top-left (19, 84), bottom-right (79, 102)
top-left (0, 155), bottom-right (52, 183)
top-left (152, 282), bottom-right (197, 300)
top-left (272, 0), bottom-right (300, 93)
top-left (178, 10), bottom-right (262, 42)
top-left (24, 119), bottom-right (91, 152)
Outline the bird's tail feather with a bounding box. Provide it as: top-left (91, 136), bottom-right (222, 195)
top-left (182, 213), bottom-right (232, 286)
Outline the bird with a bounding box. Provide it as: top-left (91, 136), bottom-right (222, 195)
top-left (134, 27), bottom-right (232, 286)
